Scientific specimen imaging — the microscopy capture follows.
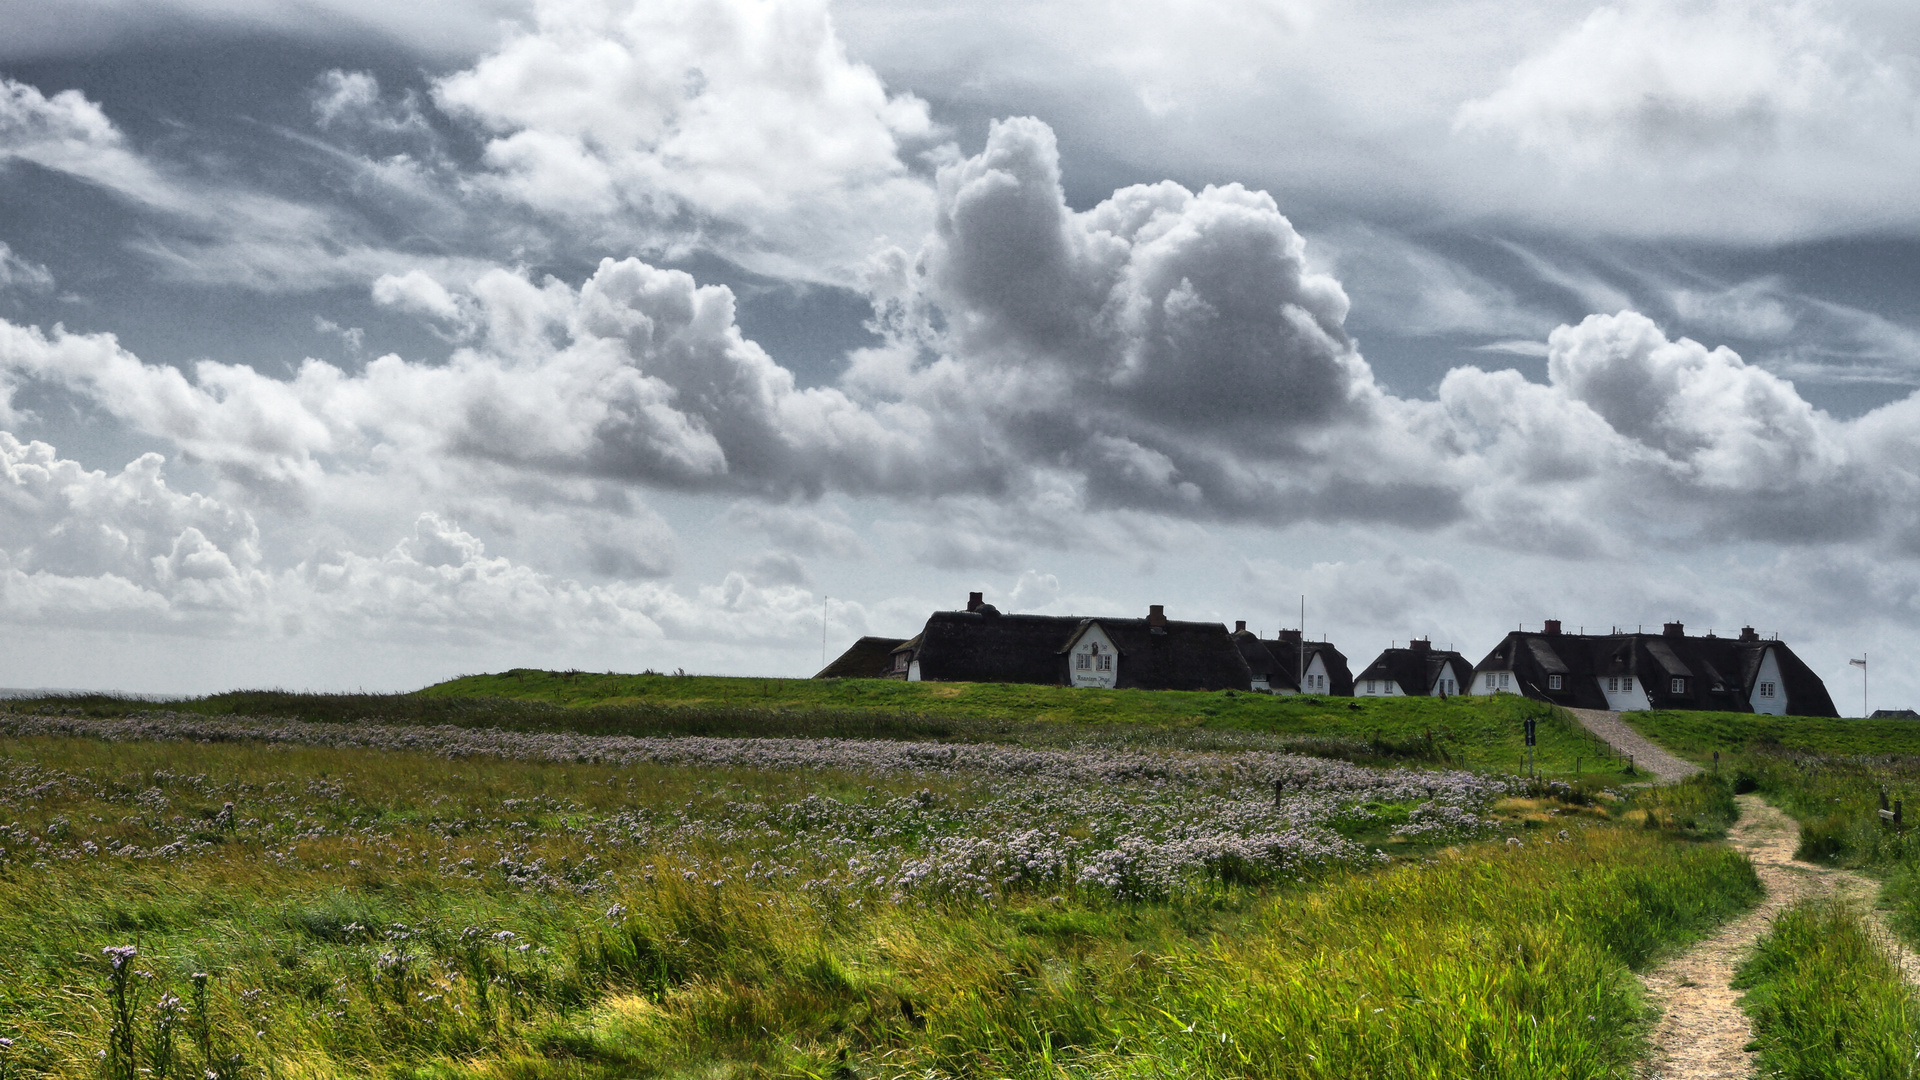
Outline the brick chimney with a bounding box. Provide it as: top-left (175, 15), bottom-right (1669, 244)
top-left (1148, 604), bottom-right (1166, 627)
top-left (1276, 628), bottom-right (1302, 644)
top-left (1740, 626), bottom-right (1759, 643)
top-left (1544, 619), bottom-right (1562, 635)
top-left (1235, 620), bottom-right (1246, 633)
top-left (967, 591), bottom-right (983, 612)
top-left (1663, 621), bottom-right (1684, 638)
top-left (1410, 638), bottom-right (1431, 653)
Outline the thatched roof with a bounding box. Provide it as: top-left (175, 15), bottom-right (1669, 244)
top-left (813, 636), bottom-right (908, 679)
top-left (1469, 625), bottom-right (1838, 716)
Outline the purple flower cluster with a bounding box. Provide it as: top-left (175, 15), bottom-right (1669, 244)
top-left (0, 709), bottom-right (1521, 902)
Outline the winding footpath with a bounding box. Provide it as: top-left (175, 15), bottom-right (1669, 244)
top-left (1637, 795), bottom-right (1920, 1079)
top-left (1556, 710), bottom-right (1917, 1077)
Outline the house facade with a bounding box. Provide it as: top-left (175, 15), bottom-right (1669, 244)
top-left (1354, 639), bottom-right (1471, 697)
top-left (1469, 620), bottom-right (1838, 717)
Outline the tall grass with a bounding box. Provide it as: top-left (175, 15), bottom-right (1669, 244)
top-left (1734, 899), bottom-right (1920, 1079)
top-left (0, 732), bottom-right (1757, 1078)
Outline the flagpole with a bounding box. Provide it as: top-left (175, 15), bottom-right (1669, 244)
top-left (1851, 653), bottom-right (1868, 717)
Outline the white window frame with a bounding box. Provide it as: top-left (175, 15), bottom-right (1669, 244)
top-left (1760, 681), bottom-right (1776, 698)
top-left (1548, 674), bottom-right (1563, 690)
top-left (1671, 677), bottom-right (1685, 694)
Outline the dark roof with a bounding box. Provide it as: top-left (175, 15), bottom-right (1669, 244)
top-left (1471, 629), bottom-right (1839, 716)
top-left (813, 636), bottom-right (908, 679)
top-left (1233, 632), bottom-right (1289, 690)
top-left (1075, 619), bottom-right (1252, 692)
top-left (909, 612), bottom-right (1086, 684)
top-left (1872, 709), bottom-right (1920, 719)
top-left (1355, 643), bottom-right (1471, 696)
top-left (1235, 632), bottom-right (1354, 695)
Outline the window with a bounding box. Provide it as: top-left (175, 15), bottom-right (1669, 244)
top-left (1760, 681), bottom-right (1776, 698)
top-left (1098, 654), bottom-right (1112, 672)
top-left (1548, 674), bottom-right (1563, 690)
top-left (1365, 680), bottom-right (1376, 694)
top-left (1622, 677), bottom-right (1634, 692)
top-left (1076, 653), bottom-right (1090, 670)
top-left (1607, 677), bottom-right (1618, 692)
top-left (1671, 677), bottom-right (1686, 694)
top-left (1499, 672), bottom-right (1510, 689)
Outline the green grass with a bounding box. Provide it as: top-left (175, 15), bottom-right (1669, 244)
top-left (0, 733), bottom-right (1757, 1080)
top-left (1734, 899), bottom-right (1920, 1079)
top-left (16, 672), bottom-right (1623, 776)
top-left (1622, 709), bottom-right (1920, 762)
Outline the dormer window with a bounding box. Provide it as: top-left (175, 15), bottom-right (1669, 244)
top-left (1547, 674), bottom-right (1563, 690)
top-left (1759, 681), bottom-right (1776, 698)
top-left (1671, 677), bottom-right (1686, 694)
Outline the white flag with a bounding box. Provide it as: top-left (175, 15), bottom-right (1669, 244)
top-left (1850, 657), bottom-right (1868, 667)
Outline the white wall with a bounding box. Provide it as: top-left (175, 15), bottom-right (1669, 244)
top-left (1303, 653), bottom-right (1331, 693)
top-left (908, 659), bottom-right (921, 682)
top-left (1358, 677), bottom-right (1403, 696)
top-left (1433, 661), bottom-right (1463, 697)
top-left (1068, 623), bottom-right (1119, 688)
top-left (1475, 669), bottom-right (1515, 695)
top-left (1599, 674), bottom-right (1650, 711)
top-left (1750, 648), bottom-right (1787, 716)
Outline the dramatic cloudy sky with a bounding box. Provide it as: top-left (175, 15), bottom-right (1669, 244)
top-left (1, 0), bottom-right (1917, 707)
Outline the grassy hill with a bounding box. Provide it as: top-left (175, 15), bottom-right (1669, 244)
top-left (414, 669), bottom-right (1611, 776)
top-left (2, 668), bottom-right (1621, 776)
top-left (1622, 708), bottom-right (1920, 761)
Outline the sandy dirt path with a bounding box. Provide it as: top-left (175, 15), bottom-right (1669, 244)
top-left (1637, 794), bottom-right (1920, 1079)
top-left (1563, 708), bottom-right (1700, 783)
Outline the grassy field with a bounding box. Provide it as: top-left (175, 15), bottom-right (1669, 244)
top-left (1734, 899), bottom-right (1920, 1079)
top-left (1623, 708), bottom-right (1920, 761)
top-left (0, 724), bottom-right (1753, 1079)
top-left (16, 671), bottom-right (1624, 778)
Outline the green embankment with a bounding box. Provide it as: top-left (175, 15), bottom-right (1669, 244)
top-left (419, 670), bottom-right (1617, 774)
top-left (1623, 708), bottom-right (1920, 762)
top-left (11, 670), bottom-right (1624, 776)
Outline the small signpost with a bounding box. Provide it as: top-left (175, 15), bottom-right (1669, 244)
top-left (1524, 717), bottom-right (1536, 778)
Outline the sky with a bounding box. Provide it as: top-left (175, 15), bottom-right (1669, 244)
top-left (0, 0), bottom-right (1916, 710)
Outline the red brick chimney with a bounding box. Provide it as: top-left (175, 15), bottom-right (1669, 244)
top-left (1544, 619), bottom-right (1562, 635)
top-left (1235, 620), bottom-right (1246, 633)
top-left (1410, 638), bottom-right (1431, 653)
top-left (1740, 626), bottom-right (1759, 642)
top-left (1663, 621), bottom-right (1684, 638)
top-left (1148, 604), bottom-right (1166, 627)
top-left (967, 591), bottom-right (983, 612)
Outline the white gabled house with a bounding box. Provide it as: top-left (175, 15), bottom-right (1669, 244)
top-left (1353, 639), bottom-right (1471, 697)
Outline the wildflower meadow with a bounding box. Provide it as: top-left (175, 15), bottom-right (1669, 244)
top-left (0, 701), bottom-right (1756, 1078)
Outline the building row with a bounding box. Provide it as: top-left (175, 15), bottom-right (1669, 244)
top-left (815, 593), bottom-right (1840, 717)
